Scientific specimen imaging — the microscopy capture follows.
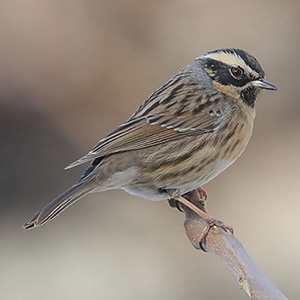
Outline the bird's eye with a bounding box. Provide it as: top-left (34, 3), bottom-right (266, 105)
top-left (230, 66), bottom-right (244, 79)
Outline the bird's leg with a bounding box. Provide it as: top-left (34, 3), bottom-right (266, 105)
top-left (174, 193), bottom-right (233, 251)
top-left (195, 187), bottom-right (208, 213)
top-left (168, 187), bottom-right (207, 213)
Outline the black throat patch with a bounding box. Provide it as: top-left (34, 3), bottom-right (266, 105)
top-left (240, 87), bottom-right (260, 108)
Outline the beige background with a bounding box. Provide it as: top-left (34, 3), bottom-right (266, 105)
top-left (1, 1), bottom-right (299, 299)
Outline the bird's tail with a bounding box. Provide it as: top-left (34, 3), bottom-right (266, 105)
top-left (23, 179), bottom-right (97, 230)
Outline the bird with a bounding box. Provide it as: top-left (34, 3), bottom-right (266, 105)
top-left (23, 48), bottom-right (277, 233)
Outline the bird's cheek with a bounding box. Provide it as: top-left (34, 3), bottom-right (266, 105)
top-left (212, 81), bottom-right (239, 100)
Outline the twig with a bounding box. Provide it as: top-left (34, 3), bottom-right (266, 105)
top-left (179, 190), bottom-right (289, 300)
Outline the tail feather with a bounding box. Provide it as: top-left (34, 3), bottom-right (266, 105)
top-left (23, 179), bottom-right (97, 230)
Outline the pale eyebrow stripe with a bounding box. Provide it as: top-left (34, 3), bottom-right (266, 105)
top-left (204, 52), bottom-right (259, 78)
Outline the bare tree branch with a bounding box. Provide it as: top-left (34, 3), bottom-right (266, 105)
top-left (179, 190), bottom-right (289, 300)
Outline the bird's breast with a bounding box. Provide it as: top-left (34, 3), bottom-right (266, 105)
top-left (99, 105), bottom-right (255, 201)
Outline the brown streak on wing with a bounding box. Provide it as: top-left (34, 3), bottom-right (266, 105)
top-left (65, 120), bottom-right (181, 168)
top-left (66, 74), bottom-right (228, 169)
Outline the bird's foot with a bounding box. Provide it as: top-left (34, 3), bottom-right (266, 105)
top-left (168, 198), bottom-right (185, 212)
top-left (199, 217), bottom-right (233, 251)
top-left (173, 194), bottom-right (233, 252)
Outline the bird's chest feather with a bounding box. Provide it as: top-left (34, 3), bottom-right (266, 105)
top-left (104, 105), bottom-right (255, 201)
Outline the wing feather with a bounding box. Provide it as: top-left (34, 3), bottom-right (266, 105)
top-left (66, 73), bottom-right (228, 169)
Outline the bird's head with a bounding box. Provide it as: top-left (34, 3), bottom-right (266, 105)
top-left (201, 48), bottom-right (277, 107)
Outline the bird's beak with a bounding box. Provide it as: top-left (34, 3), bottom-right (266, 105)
top-left (251, 78), bottom-right (277, 90)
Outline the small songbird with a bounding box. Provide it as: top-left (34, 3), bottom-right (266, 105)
top-left (23, 48), bottom-right (277, 230)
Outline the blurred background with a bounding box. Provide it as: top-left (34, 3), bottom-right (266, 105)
top-left (1, 0), bottom-right (299, 299)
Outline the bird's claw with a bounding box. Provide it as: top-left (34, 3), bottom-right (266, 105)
top-left (199, 217), bottom-right (233, 252)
